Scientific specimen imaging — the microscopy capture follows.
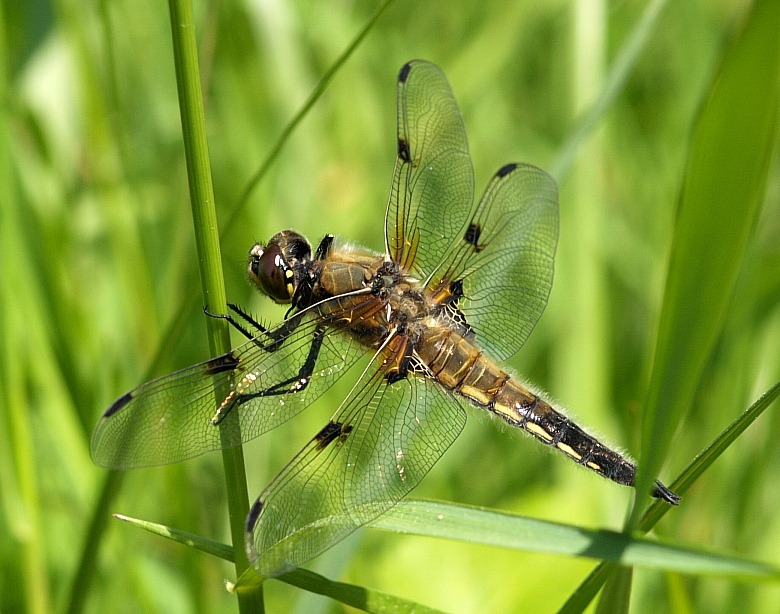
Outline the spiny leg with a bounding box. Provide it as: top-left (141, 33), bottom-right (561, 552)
top-left (205, 303), bottom-right (300, 351)
top-left (211, 325), bottom-right (327, 425)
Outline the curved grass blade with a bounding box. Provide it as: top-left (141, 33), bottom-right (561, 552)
top-left (631, 0), bottom-right (780, 521)
top-left (550, 0), bottom-right (669, 183)
top-left (597, 0), bottom-right (780, 609)
top-left (117, 514), bottom-right (446, 614)
top-left (235, 567), bottom-right (446, 614)
top-left (114, 513), bottom-right (235, 561)
top-left (640, 379), bottom-right (780, 530)
top-left (560, 379), bottom-right (780, 613)
top-left (371, 500), bottom-right (779, 580)
top-left (228, 0), bottom-right (397, 228)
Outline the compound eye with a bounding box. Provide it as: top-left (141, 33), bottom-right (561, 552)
top-left (247, 243), bottom-right (293, 303)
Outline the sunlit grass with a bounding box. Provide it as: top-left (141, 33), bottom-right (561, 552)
top-left (1, 0), bottom-right (779, 612)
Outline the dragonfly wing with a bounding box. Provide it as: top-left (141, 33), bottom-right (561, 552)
top-left (385, 62), bottom-right (559, 361)
top-left (429, 163), bottom-right (558, 361)
top-left (246, 338), bottom-right (467, 578)
top-left (91, 316), bottom-right (366, 469)
top-left (385, 60), bottom-right (475, 279)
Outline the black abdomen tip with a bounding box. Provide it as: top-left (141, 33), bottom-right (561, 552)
top-left (652, 481), bottom-right (681, 505)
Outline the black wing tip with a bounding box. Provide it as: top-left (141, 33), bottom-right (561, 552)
top-left (103, 391), bottom-right (133, 418)
top-left (652, 481), bottom-right (681, 506)
top-left (398, 61), bottom-right (414, 83)
top-left (246, 499), bottom-right (264, 533)
top-left (496, 162), bottom-right (518, 178)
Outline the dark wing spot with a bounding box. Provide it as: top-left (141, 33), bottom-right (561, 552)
top-left (398, 138), bottom-right (411, 163)
top-left (103, 391), bottom-right (133, 418)
top-left (314, 421), bottom-right (353, 450)
top-left (386, 370), bottom-right (406, 385)
top-left (398, 62), bottom-right (413, 83)
top-left (463, 222), bottom-right (483, 251)
top-left (245, 499), bottom-right (264, 532)
top-left (203, 352), bottom-right (241, 375)
top-left (496, 163), bottom-right (518, 178)
top-left (449, 279), bottom-right (464, 301)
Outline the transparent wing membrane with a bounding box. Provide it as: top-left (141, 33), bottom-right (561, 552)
top-left (385, 60), bottom-right (475, 279)
top-left (385, 62), bottom-right (558, 360)
top-left (440, 163), bottom-right (558, 360)
top-left (91, 315), bottom-right (365, 469)
top-left (247, 337), bottom-right (466, 577)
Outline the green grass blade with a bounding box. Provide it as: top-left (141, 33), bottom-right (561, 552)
top-left (550, 0), bottom-right (668, 183)
top-left (372, 500), bottom-right (779, 580)
top-left (229, 0), bottom-right (397, 229)
top-left (276, 568), bottom-right (447, 614)
top-left (560, 379), bottom-right (780, 613)
top-left (114, 513), bottom-right (235, 562)
top-left (167, 0), bottom-right (260, 609)
top-left (0, 7), bottom-right (52, 611)
top-left (113, 514), bottom-right (446, 613)
top-left (558, 562), bottom-right (616, 614)
top-left (640, 379), bottom-right (780, 530)
top-left (632, 0), bottom-right (780, 521)
top-left (594, 567), bottom-right (631, 614)
top-left (237, 567), bottom-right (447, 614)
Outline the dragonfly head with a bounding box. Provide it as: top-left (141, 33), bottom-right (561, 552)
top-left (247, 230), bottom-right (312, 304)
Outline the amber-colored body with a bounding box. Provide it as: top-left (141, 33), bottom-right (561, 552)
top-left (307, 244), bottom-right (641, 490)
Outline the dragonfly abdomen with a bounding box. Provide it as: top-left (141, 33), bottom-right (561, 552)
top-left (491, 381), bottom-right (637, 487)
top-left (418, 329), bottom-right (639, 490)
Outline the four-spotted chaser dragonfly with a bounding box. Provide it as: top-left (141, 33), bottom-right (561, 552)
top-left (92, 60), bottom-right (679, 578)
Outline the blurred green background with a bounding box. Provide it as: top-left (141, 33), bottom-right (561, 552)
top-left (1, 0), bottom-right (778, 612)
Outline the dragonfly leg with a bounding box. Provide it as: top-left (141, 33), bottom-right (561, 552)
top-left (313, 234), bottom-right (334, 260)
top-left (203, 303), bottom-right (268, 342)
top-left (211, 326), bottom-right (326, 424)
top-left (205, 302), bottom-right (304, 353)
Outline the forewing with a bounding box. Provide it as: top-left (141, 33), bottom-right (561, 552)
top-left (433, 163), bottom-right (558, 360)
top-left (385, 60), bottom-right (475, 278)
top-left (91, 316), bottom-right (365, 469)
top-left (246, 342), bottom-right (467, 578)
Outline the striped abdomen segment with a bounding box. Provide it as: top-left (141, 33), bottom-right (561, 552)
top-left (416, 328), bottom-right (639, 490)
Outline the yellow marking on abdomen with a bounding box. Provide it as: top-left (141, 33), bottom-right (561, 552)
top-left (587, 461), bottom-right (602, 471)
top-left (556, 442), bottom-right (582, 460)
top-left (458, 384), bottom-right (493, 406)
top-left (524, 421), bottom-right (554, 442)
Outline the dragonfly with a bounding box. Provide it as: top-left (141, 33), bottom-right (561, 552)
top-left (92, 59), bottom-right (679, 579)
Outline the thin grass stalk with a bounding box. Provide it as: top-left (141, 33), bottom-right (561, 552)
top-left (557, 0), bottom-right (609, 421)
top-left (228, 0), bottom-right (397, 230)
top-left (67, 5), bottom-right (394, 607)
top-left (167, 0), bottom-right (262, 609)
top-left (559, 380), bottom-right (780, 613)
top-left (550, 0), bottom-right (669, 184)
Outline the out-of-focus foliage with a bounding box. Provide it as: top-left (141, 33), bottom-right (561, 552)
top-left (1, 0), bottom-right (778, 612)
